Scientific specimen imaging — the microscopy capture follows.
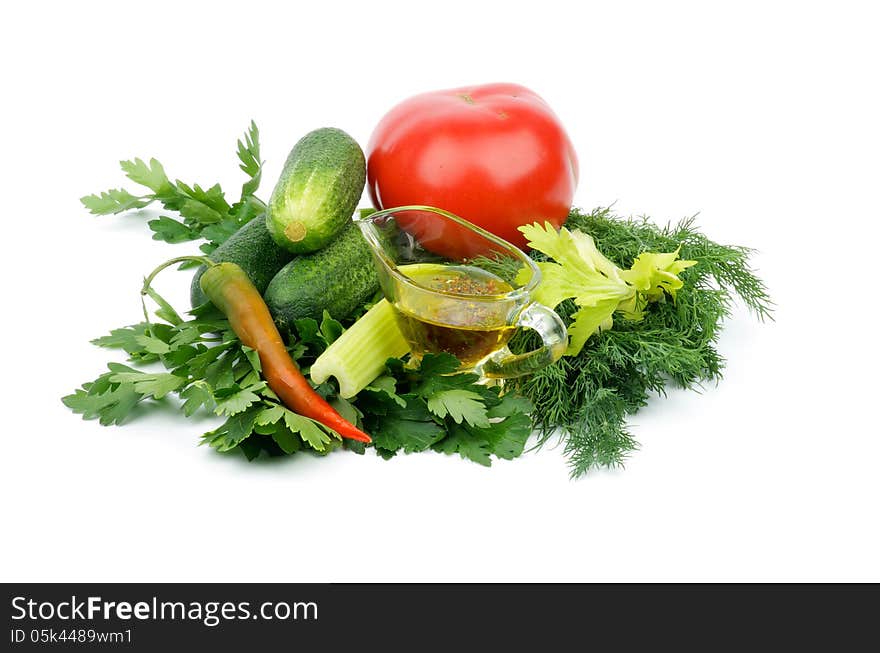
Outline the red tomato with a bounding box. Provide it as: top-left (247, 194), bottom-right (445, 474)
top-left (366, 83), bottom-right (578, 259)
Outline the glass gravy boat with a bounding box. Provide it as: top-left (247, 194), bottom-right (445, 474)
top-left (355, 205), bottom-right (567, 379)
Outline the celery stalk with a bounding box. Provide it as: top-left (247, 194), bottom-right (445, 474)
top-left (310, 299), bottom-right (410, 398)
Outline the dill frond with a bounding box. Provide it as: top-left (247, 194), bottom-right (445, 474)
top-left (513, 206), bottom-right (772, 478)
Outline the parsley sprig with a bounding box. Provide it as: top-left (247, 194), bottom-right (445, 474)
top-left (80, 121), bottom-right (265, 260)
top-left (63, 298), bottom-right (345, 458)
top-left (64, 296), bottom-right (533, 465)
top-left (357, 354), bottom-right (534, 466)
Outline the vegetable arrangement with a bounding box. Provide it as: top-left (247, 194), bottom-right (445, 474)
top-left (65, 84), bottom-right (771, 477)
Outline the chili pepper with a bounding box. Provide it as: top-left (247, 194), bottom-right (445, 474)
top-left (144, 257), bottom-right (371, 444)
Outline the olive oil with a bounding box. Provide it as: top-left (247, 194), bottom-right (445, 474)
top-left (393, 265), bottom-right (515, 368)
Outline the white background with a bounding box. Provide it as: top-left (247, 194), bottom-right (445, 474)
top-left (1, 0), bottom-right (878, 582)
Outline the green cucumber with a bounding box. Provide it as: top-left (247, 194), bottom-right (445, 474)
top-left (190, 216), bottom-right (294, 308)
top-left (264, 222), bottom-right (379, 327)
top-left (266, 127), bottom-right (366, 254)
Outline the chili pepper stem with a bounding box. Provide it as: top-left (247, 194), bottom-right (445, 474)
top-left (140, 256), bottom-right (215, 325)
top-left (141, 256), bottom-right (215, 295)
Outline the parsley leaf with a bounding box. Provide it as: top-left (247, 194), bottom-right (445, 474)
top-left (91, 324), bottom-right (158, 361)
top-left (107, 363), bottom-right (184, 399)
top-left (486, 392), bottom-right (534, 418)
top-left (371, 401), bottom-right (446, 454)
top-left (254, 404), bottom-right (286, 426)
top-left (202, 405), bottom-right (262, 452)
top-left (426, 389), bottom-right (490, 427)
top-left (363, 375), bottom-right (406, 408)
top-left (133, 333), bottom-right (172, 355)
top-left (415, 352), bottom-right (461, 378)
top-left (180, 381), bottom-right (214, 417)
top-left (248, 403), bottom-right (337, 452)
top-left (358, 386), bottom-right (445, 454)
top-left (213, 383), bottom-right (263, 416)
top-left (62, 375), bottom-right (142, 426)
top-left (81, 188), bottom-right (150, 215)
top-left (148, 216), bottom-right (199, 243)
top-left (236, 120), bottom-right (262, 199)
top-left (431, 412), bottom-right (533, 466)
top-left (284, 410), bottom-right (338, 452)
top-left (319, 311), bottom-right (344, 345)
top-left (268, 426), bottom-right (301, 455)
top-left (355, 353), bottom-right (533, 465)
top-left (479, 412), bottom-right (533, 460)
top-left (433, 423), bottom-right (493, 466)
top-left (120, 157), bottom-right (172, 194)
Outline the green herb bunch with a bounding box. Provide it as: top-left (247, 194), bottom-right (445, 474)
top-left (64, 300), bottom-right (533, 466)
top-left (80, 121), bottom-right (265, 263)
top-left (510, 207), bottom-right (772, 477)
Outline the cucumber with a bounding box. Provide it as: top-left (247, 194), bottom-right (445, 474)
top-left (266, 127), bottom-right (366, 254)
top-left (264, 222), bottom-right (380, 328)
top-left (190, 216), bottom-right (295, 308)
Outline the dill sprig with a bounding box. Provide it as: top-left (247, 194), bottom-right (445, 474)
top-left (502, 206), bottom-right (772, 478)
